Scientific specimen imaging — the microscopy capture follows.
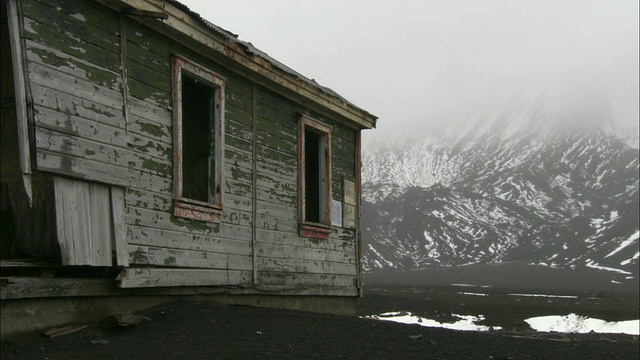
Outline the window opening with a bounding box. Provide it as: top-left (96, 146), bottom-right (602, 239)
top-left (304, 129), bottom-right (327, 224)
top-left (172, 55), bottom-right (225, 221)
top-left (181, 75), bottom-right (215, 203)
top-left (299, 116), bottom-right (332, 236)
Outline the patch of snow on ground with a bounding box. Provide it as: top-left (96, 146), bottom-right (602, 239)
top-left (605, 231), bottom-right (639, 258)
top-left (459, 292), bottom-right (490, 297)
top-left (364, 312), bottom-right (501, 332)
top-left (508, 293), bottom-right (578, 299)
top-left (621, 251), bottom-right (639, 266)
top-left (525, 313), bottom-right (639, 335)
top-left (585, 261), bottom-right (632, 274)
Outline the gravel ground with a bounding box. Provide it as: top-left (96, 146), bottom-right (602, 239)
top-left (1, 285), bottom-right (638, 359)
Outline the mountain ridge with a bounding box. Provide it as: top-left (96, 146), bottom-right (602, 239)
top-left (361, 99), bottom-right (639, 286)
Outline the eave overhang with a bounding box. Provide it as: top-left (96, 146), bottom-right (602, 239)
top-left (96, 0), bottom-right (378, 130)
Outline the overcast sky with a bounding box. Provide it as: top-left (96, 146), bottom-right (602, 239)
top-left (178, 0), bottom-right (638, 134)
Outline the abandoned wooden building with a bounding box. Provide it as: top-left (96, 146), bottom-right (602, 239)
top-left (0, 0), bottom-right (377, 335)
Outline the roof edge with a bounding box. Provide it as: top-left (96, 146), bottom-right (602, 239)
top-left (96, 0), bottom-right (377, 129)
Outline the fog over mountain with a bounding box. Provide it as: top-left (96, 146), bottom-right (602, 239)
top-left (361, 95), bottom-right (639, 287)
top-left (181, 0), bottom-right (639, 134)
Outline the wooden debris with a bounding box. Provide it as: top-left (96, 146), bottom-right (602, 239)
top-left (43, 324), bottom-right (88, 338)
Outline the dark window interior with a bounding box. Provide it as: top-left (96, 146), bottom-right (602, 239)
top-left (181, 74), bottom-right (215, 203)
top-left (305, 129), bottom-right (321, 223)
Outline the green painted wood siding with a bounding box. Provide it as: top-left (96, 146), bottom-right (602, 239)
top-left (18, 0), bottom-right (358, 293)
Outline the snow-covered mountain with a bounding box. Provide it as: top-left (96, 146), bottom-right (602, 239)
top-left (361, 97), bottom-right (639, 282)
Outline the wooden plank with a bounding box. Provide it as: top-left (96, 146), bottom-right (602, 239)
top-left (255, 212), bottom-right (297, 233)
top-left (127, 225), bottom-right (252, 256)
top-left (226, 117), bottom-right (253, 142)
top-left (256, 186), bottom-right (296, 207)
top-left (126, 21), bottom-right (255, 101)
top-left (35, 127), bottom-right (172, 178)
top-left (89, 182), bottom-right (112, 265)
top-left (258, 144), bottom-right (296, 167)
top-left (225, 178), bottom-right (252, 198)
top-left (126, 206), bottom-right (219, 235)
top-left (34, 106), bottom-right (126, 148)
top-left (0, 276), bottom-right (356, 299)
top-left (35, 127), bottom-right (133, 168)
top-left (125, 187), bottom-right (173, 212)
top-left (225, 147), bottom-right (253, 170)
top-left (256, 90), bottom-right (299, 121)
top-left (127, 245), bottom-right (230, 269)
top-left (258, 257), bottom-right (357, 276)
top-left (226, 161), bottom-right (252, 184)
top-left (257, 243), bottom-right (356, 264)
top-left (256, 228), bottom-right (356, 253)
top-left (256, 173), bottom-right (296, 195)
top-left (28, 62), bottom-right (123, 111)
top-left (23, 0), bottom-right (121, 40)
top-left (126, 57), bottom-right (171, 95)
top-left (229, 254), bottom-right (253, 272)
top-left (30, 85), bottom-right (125, 129)
top-left (22, 17), bottom-right (120, 73)
top-left (128, 113), bottom-right (171, 144)
top-left (256, 201), bottom-right (297, 221)
top-left (333, 136), bottom-right (356, 158)
top-left (54, 176), bottom-right (84, 265)
top-left (53, 177), bottom-right (112, 266)
top-left (226, 97), bottom-right (253, 125)
top-left (227, 94), bottom-right (253, 117)
top-left (111, 186), bottom-right (129, 266)
top-left (257, 130), bottom-right (296, 156)
top-left (124, 191), bottom-right (250, 228)
top-left (37, 150), bottom-right (172, 193)
top-left (25, 39), bottom-right (121, 91)
top-left (258, 272), bottom-right (357, 288)
top-left (256, 153), bottom-right (296, 180)
top-left (125, 39), bottom-right (170, 74)
top-left (127, 133), bottom-right (171, 161)
top-left (252, 285), bottom-right (358, 297)
top-left (256, 114), bottom-right (297, 141)
top-left (222, 209), bottom-right (252, 227)
top-left (332, 158), bottom-right (356, 177)
top-left (117, 268), bottom-right (249, 288)
top-left (127, 77), bottom-right (170, 108)
top-left (225, 132), bottom-right (252, 153)
top-left (6, 0), bottom-right (33, 200)
top-left (0, 277), bottom-right (116, 300)
top-left (256, 166), bottom-right (298, 193)
top-left (127, 95), bottom-right (172, 127)
top-left (225, 193), bottom-right (252, 213)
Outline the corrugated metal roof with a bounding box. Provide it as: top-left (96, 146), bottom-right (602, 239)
top-left (166, 0), bottom-right (364, 113)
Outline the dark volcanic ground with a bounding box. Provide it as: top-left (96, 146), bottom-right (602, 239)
top-left (2, 265), bottom-right (638, 359)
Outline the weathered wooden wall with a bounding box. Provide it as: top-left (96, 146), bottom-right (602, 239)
top-left (254, 89), bottom-right (358, 294)
top-left (1, 0), bottom-right (58, 260)
top-left (16, 0), bottom-right (359, 294)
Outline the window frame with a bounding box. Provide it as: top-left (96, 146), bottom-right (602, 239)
top-left (172, 54), bottom-right (226, 222)
top-left (298, 115), bottom-right (332, 238)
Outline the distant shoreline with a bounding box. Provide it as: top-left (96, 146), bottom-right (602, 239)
top-left (363, 261), bottom-right (639, 294)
